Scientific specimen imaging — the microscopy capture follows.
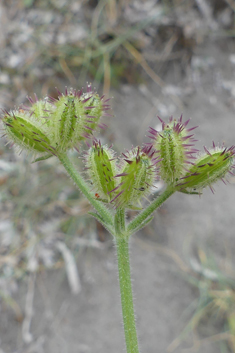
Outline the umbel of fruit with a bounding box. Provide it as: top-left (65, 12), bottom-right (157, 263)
top-left (1, 85), bottom-right (110, 157)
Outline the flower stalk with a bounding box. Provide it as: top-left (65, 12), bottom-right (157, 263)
top-left (57, 153), bottom-right (114, 228)
top-left (127, 184), bottom-right (176, 234)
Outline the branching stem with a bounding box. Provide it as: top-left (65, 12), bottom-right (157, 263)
top-left (58, 154), bottom-right (176, 353)
top-left (127, 185), bottom-right (175, 233)
top-left (58, 153), bottom-right (114, 226)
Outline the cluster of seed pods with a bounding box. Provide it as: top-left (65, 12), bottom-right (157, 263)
top-left (1, 84), bottom-right (110, 157)
top-left (1, 86), bottom-right (234, 208)
top-left (85, 140), bottom-right (160, 209)
top-left (85, 115), bottom-right (235, 208)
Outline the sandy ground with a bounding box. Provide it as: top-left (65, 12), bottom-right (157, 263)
top-left (1, 37), bottom-right (235, 353)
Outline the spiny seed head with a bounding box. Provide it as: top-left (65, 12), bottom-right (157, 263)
top-left (1, 109), bottom-right (55, 155)
top-left (147, 115), bottom-right (198, 184)
top-left (25, 95), bottom-right (53, 119)
top-left (1, 85), bottom-right (111, 157)
top-left (176, 144), bottom-right (235, 194)
top-left (49, 85), bottom-right (110, 153)
top-left (111, 146), bottom-right (158, 209)
top-left (85, 140), bottom-right (117, 202)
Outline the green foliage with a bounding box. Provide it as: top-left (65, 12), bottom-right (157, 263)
top-left (23, 0), bottom-right (35, 7)
top-left (179, 247), bottom-right (235, 353)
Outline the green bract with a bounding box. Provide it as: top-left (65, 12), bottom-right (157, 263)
top-left (85, 140), bottom-right (117, 202)
top-left (177, 145), bottom-right (235, 193)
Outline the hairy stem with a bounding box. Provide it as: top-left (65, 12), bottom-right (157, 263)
top-left (115, 208), bottom-right (126, 235)
top-left (116, 236), bottom-right (139, 353)
top-left (127, 185), bottom-right (175, 233)
top-left (58, 153), bottom-right (114, 226)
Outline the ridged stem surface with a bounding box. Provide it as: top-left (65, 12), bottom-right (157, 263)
top-left (116, 236), bottom-right (139, 353)
top-left (58, 153), bottom-right (114, 226)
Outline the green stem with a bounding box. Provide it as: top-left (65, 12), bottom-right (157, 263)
top-left (58, 153), bottom-right (114, 226)
top-left (127, 185), bottom-right (175, 234)
top-left (116, 236), bottom-right (139, 353)
top-left (115, 208), bottom-right (126, 235)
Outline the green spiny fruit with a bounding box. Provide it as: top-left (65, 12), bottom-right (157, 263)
top-left (85, 140), bottom-right (117, 202)
top-left (1, 109), bottom-right (55, 155)
top-left (148, 116), bottom-right (198, 184)
top-left (49, 85), bottom-right (109, 153)
top-left (25, 94), bottom-right (53, 122)
top-left (1, 86), bottom-right (110, 157)
top-left (111, 146), bottom-right (157, 209)
top-left (177, 144), bottom-right (235, 194)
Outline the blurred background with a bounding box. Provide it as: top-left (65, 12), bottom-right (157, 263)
top-left (0, 1), bottom-right (235, 352)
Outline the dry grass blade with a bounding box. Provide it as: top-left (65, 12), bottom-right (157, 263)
top-left (224, 0), bottom-right (235, 12)
top-left (136, 236), bottom-right (191, 274)
top-left (59, 58), bottom-right (76, 85)
top-left (22, 273), bottom-right (36, 344)
top-left (123, 41), bottom-right (184, 110)
top-left (0, 289), bottom-right (23, 322)
top-left (56, 241), bottom-right (81, 295)
top-left (103, 51), bottom-right (111, 96)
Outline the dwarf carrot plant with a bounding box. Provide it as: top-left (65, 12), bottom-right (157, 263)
top-left (1, 85), bottom-right (235, 353)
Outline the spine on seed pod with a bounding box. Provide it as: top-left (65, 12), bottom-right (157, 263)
top-left (25, 94), bottom-right (54, 122)
top-left (176, 143), bottom-right (235, 194)
top-left (48, 85), bottom-right (110, 153)
top-left (1, 85), bottom-right (111, 159)
top-left (110, 145), bottom-right (159, 209)
top-left (147, 115), bottom-right (198, 185)
top-left (85, 140), bottom-right (117, 202)
top-left (1, 105), bottom-right (55, 156)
